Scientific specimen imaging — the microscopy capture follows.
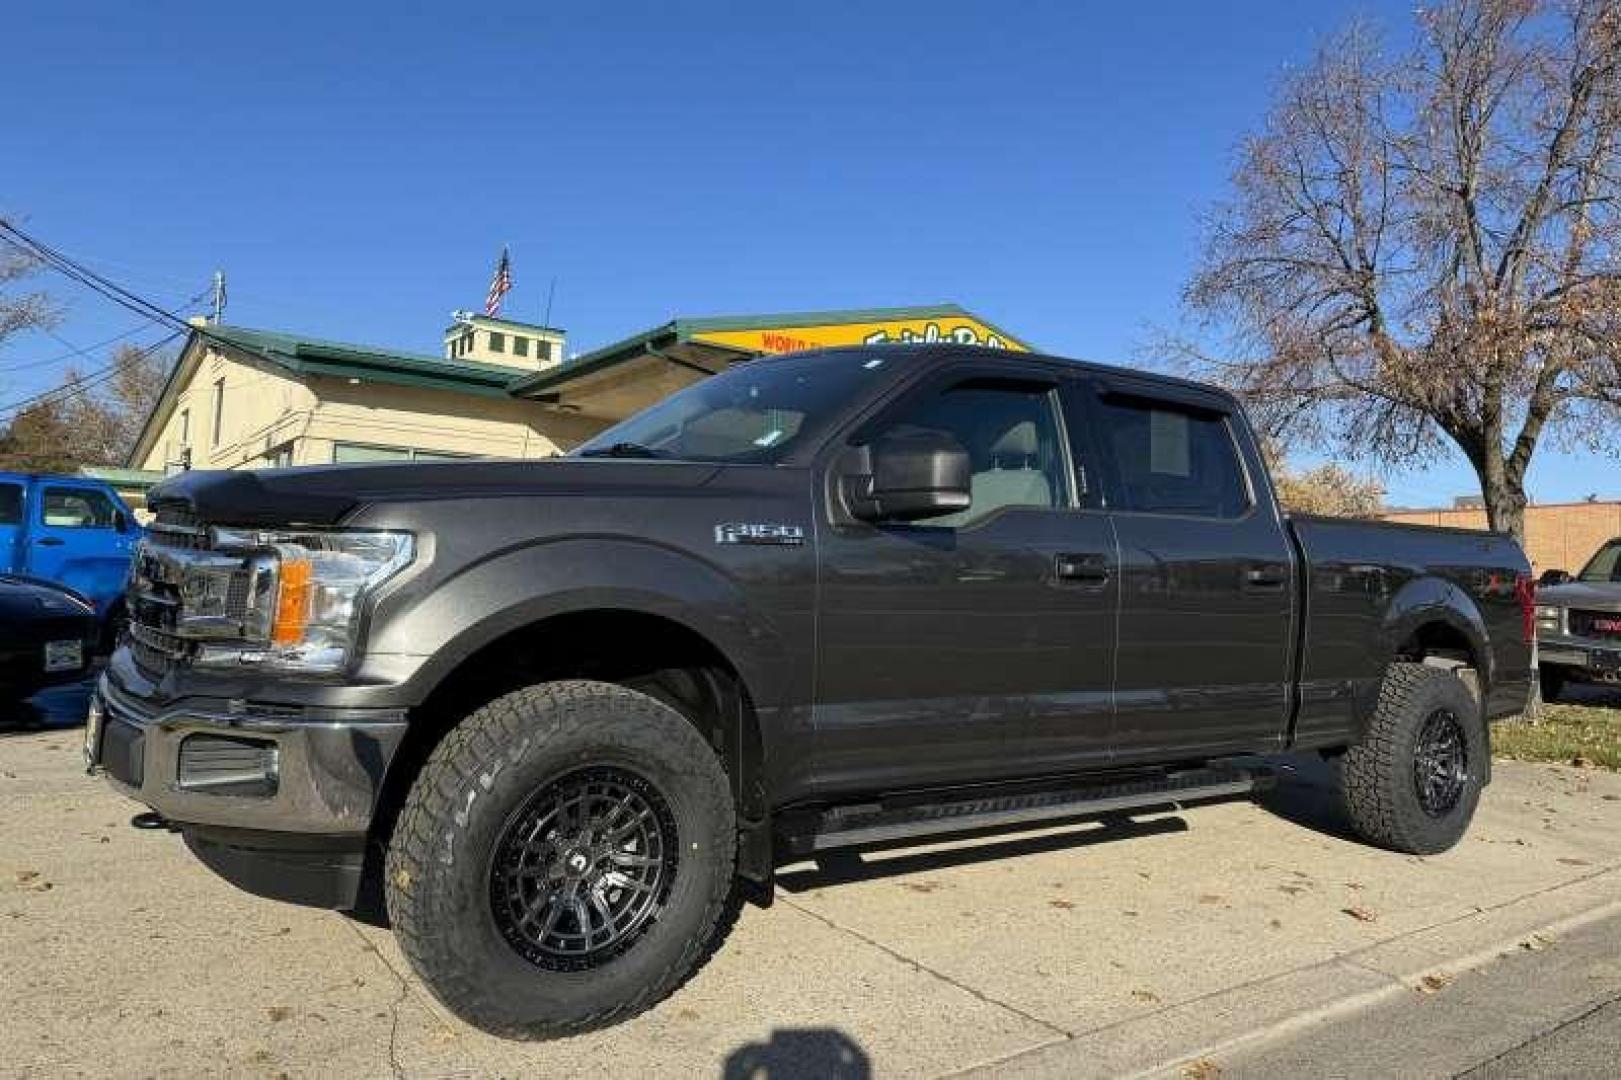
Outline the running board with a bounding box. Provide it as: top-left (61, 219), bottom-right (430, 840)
top-left (784, 765), bottom-right (1271, 856)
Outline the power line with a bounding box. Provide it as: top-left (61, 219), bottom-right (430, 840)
top-left (0, 221), bottom-right (195, 333)
top-left (0, 289), bottom-right (212, 374)
top-left (0, 331), bottom-right (184, 421)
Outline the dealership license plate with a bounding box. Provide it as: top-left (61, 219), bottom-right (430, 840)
top-left (44, 639), bottom-right (84, 673)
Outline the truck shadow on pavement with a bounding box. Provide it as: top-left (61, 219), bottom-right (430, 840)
top-left (722, 1027), bottom-right (871, 1080)
top-left (0, 678), bottom-right (94, 737)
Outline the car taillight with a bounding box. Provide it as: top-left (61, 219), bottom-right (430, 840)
top-left (1514, 574), bottom-right (1535, 643)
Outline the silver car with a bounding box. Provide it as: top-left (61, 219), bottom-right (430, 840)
top-left (1536, 537), bottom-right (1621, 700)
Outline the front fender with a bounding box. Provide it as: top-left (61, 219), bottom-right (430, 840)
top-left (368, 536), bottom-right (794, 716)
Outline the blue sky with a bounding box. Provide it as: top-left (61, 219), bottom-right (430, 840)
top-left (1, 1), bottom-right (1611, 505)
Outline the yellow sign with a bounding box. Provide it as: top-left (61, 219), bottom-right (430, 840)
top-left (691, 314), bottom-right (1028, 356)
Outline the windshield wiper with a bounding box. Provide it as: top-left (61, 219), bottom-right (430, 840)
top-left (577, 441), bottom-right (667, 459)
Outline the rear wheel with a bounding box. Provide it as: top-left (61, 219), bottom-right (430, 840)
top-left (1538, 664), bottom-right (1569, 703)
top-left (385, 680), bottom-right (738, 1039)
top-left (1338, 663), bottom-right (1487, 855)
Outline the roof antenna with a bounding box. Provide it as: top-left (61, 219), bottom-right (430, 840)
top-left (543, 276), bottom-right (557, 329)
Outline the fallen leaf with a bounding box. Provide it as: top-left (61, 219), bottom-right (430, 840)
top-left (1182, 1058), bottom-right (1221, 1079)
top-left (1278, 884), bottom-right (1308, 896)
top-left (902, 881), bottom-right (941, 894)
top-left (1269, 918), bottom-right (1284, 930)
top-left (1557, 857), bottom-right (1590, 866)
top-left (1049, 899), bottom-right (1076, 910)
top-left (1130, 989), bottom-right (1160, 1004)
top-left (1342, 907), bottom-right (1379, 923)
top-left (1343, 882), bottom-right (1365, 891)
top-left (1121, 909), bottom-right (1140, 917)
top-left (1520, 933), bottom-right (1555, 952)
top-left (1197, 894), bottom-right (1226, 905)
top-left (266, 1006), bottom-right (292, 1022)
top-left (1570, 756), bottom-right (1593, 768)
top-left (1416, 972), bottom-right (1453, 994)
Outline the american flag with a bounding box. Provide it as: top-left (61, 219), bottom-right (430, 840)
top-left (484, 247), bottom-right (513, 316)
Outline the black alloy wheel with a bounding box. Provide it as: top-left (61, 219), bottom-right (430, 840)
top-left (1412, 709), bottom-right (1468, 818)
top-left (489, 766), bottom-right (679, 971)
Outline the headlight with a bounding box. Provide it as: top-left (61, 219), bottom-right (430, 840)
top-left (1535, 605), bottom-right (1561, 620)
top-left (194, 528), bottom-right (414, 674)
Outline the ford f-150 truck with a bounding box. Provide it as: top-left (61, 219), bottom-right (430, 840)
top-left (87, 344), bottom-right (1535, 1038)
top-left (1, 471), bottom-right (140, 648)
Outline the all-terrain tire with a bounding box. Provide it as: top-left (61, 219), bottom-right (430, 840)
top-left (1538, 664), bottom-right (1568, 703)
top-left (384, 679), bottom-right (738, 1039)
top-left (1337, 662), bottom-right (1487, 855)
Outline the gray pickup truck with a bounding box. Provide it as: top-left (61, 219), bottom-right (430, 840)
top-left (87, 344), bottom-right (1535, 1038)
top-left (1535, 537), bottom-right (1621, 699)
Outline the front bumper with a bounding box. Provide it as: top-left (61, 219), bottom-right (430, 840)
top-left (88, 672), bottom-right (409, 907)
top-left (1539, 634), bottom-right (1621, 677)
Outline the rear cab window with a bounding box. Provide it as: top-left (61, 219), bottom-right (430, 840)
top-left (1092, 392), bottom-right (1252, 518)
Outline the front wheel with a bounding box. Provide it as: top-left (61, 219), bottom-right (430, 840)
top-left (385, 680), bottom-right (738, 1039)
top-left (1338, 663), bottom-right (1487, 855)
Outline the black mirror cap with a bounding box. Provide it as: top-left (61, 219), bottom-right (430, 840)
top-left (847, 429), bottom-right (972, 522)
top-left (1538, 568), bottom-right (1572, 587)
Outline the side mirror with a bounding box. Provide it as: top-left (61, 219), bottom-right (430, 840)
top-left (1538, 568), bottom-right (1572, 587)
top-left (844, 429), bottom-right (972, 522)
top-left (113, 510), bottom-right (131, 534)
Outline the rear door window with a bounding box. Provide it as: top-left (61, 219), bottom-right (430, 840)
top-left (0, 483), bottom-right (21, 526)
top-left (1096, 395), bottom-right (1251, 518)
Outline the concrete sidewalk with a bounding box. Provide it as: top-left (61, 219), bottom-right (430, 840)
top-left (3, 714), bottom-right (1619, 1078)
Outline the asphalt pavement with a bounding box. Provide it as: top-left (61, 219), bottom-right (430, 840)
top-left (3, 679), bottom-right (1620, 1078)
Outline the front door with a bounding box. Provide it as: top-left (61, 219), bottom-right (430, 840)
top-left (1086, 380), bottom-right (1296, 762)
top-left (29, 483), bottom-right (136, 614)
top-left (0, 479), bottom-right (23, 575)
top-left (812, 365), bottom-right (1119, 797)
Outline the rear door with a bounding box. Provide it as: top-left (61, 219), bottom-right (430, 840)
top-left (1083, 378), bottom-right (1297, 762)
top-left (0, 478), bottom-right (23, 574)
top-left (812, 360), bottom-right (1119, 795)
top-left (28, 483), bottom-right (136, 613)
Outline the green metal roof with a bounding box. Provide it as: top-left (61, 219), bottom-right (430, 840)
top-left (508, 303), bottom-right (1026, 398)
top-left (202, 324), bottom-right (523, 396)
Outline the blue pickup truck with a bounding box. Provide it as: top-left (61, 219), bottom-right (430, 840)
top-left (0, 472), bottom-right (140, 649)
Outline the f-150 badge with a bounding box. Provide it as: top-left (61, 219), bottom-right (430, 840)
top-left (714, 522), bottom-right (805, 546)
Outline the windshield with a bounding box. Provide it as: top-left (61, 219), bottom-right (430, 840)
top-left (1579, 539), bottom-right (1621, 583)
top-left (572, 350), bottom-right (899, 464)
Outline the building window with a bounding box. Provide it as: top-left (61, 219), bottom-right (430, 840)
top-left (464, 332), bottom-right (475, 355)
top-left (535, 340), bottom-right (553, 363)
top-left (264, 443), bottom-right (294, 469)
top-left (332, 442), bottom-right (479, 464)
top-left (179, 408), bottom-right (190, 445)
top-left (211, 379), bottom-right (225, 446)
top-left (513, 336), bottom-right (529, 357)
top-left (488, 332), bottom-right (505, 353)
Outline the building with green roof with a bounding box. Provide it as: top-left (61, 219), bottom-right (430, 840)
top-left (128, 305), bottom-right (1028, 474)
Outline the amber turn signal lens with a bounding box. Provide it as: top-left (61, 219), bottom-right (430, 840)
top-left (271, 557), bottom-right (312, 645)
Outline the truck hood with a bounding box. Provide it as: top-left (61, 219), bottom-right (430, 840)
top-left (147, 459), bottom-right (724, 528)
top-left (1538, 581), bottom-right (1621, 610)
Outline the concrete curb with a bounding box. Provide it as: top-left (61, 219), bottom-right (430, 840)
top-left (952, 866), bottom-right (1621, 1080)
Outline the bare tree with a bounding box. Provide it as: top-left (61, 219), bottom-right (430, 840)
top-left (1182, 0), bottom-right (1621, 542)
top-left (0, 344), bottom-right (172, 472)
top-left (0, 236), bottom-right (59, 349)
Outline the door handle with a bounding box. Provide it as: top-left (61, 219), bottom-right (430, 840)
top-left (35, 537), bottom-right (65, 547)
top-left (1055, 553), bottom-right (1111, 584)
top-left (1244, 564), bottom-right (1289, 589)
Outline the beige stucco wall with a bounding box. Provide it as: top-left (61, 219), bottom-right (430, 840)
top-left (1381, 502), bottom-right (1621, 575)
top-left (136, 344), bottom-right (610, 474)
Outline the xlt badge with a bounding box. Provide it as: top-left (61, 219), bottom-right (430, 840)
top-left (714, 522), bottom-right (805, 546)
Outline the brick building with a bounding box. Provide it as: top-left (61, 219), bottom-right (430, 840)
top-left (1381, 500), bottom-right (1621, 576)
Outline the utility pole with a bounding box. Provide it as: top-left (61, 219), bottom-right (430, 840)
top-left (211, 270), bottom-right (227, 324)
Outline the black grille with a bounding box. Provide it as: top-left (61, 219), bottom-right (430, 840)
top-left (1571, 610), bottom-right (1621, 639)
